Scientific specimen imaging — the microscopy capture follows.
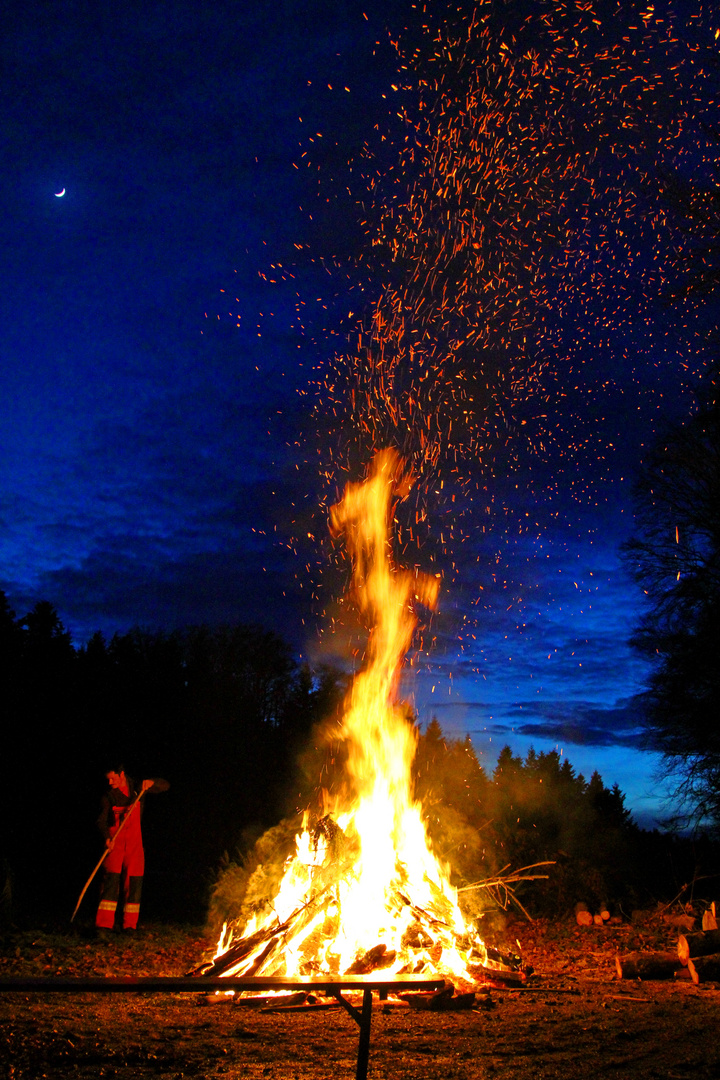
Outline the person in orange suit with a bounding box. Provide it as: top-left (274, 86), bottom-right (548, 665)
top-left (95, 764), bottom-right (169, 933)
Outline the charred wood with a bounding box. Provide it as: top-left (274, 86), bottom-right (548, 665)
top-left (195, 895), bottom-right (331, 978)
top-left (190, 922), bottom-right (286, 977)
top-left (398, 985), bottom-right (476, 1011)
top-left (312, 815), bottom-right (348, 864)
top-left (243, 937), bottom-right (281, 976)
top-left (346, 944), bottom-right (397, 974)
top-left (399, 984), bottom-right (454, 1010)
top-left (480, 944), bottom-right (529, 982)
top-left (401, 923), bottom-right (434, 950)
top-left (469, 961), bottom-right (527, 985)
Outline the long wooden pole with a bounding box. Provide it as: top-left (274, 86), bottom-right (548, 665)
top-left (70, 788), bottom-right (145, 922)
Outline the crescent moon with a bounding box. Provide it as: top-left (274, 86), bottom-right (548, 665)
top-left (55, 188), bottom-right (66, 197)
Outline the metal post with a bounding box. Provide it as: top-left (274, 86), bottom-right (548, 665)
top-left (355, 988), bottom-right (373, 1080)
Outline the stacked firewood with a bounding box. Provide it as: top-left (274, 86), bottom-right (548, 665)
top-left (677, 915), bottom-right (720, 983)
top-left (616, 902), bottom-right (720, 983)
top-left (575, 902), bottom-right (620, 927)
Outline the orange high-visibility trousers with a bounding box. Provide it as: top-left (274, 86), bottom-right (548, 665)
top-left (95, 806), bottom-right (145, 930)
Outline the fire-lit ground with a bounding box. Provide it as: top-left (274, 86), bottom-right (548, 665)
top-left (2, 918), bottom-right (719, 1079)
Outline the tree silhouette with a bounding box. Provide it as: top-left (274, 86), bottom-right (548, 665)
top-left (0, 601), bottom-right (348, 921)
top-left (623, 398), bottom-right (720, 829)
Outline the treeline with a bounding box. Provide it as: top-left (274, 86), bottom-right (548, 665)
top-left (1, 591), bottom-right (711, 927)
top-left (413, 724), bottom-right (647, 916)
top-left (212, 716), bottom-right (715, 929)
top-left (0, 592), bottom-right (345, 924)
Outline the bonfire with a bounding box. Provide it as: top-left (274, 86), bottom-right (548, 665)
top-left (197, 451), bottom-right (524, 987)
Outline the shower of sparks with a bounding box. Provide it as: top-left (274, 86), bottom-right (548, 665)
top-left (311, 1), bottom-right (716, 477)
top-left (214, 1), bottom-right (719, 653)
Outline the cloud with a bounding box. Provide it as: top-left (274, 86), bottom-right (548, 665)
top-left (422, 693), bottom-right (647, 750)
top-left (28, 528), bottom-right (314, 648)
top-left (509, 697), bottom-right (648, 749)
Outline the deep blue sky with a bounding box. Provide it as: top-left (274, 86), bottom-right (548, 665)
top-left (2, 0), bottom-right (717, 827)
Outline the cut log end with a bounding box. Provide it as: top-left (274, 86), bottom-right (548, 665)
top-left (686, 954), bottom-right (720, 983)
top-left (678, 929), bottom-right (720, 966)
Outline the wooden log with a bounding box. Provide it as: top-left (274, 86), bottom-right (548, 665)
top-left (677, 929), bottom-right (720, 965)
top-left (687, 954), bottom-right (720, 983)
top-left (192, 893), bottom-right (334, 978)
top-left (242, 937), bottom-right (281, 977)
top-left (202, 991), bottom-right (236, 1005)
top-left (261, 1000), bottom-right (340, 1013)
top-left (401, 923), bottom-right (433, 950)
top-left (398, 986), bottom-right (476, 1011)
top-left (615, 951), bottom-right (684, 980)
top-left (419, 991), bottom-right (476, 1011)
top-left (702, 905), bottom-right (717, 931)
top-left (190, 918), bottom-right (291, 977)
top-left (484, 945), bottom-right (524, 971)
top-left (399, 984), bottom-right (454, 1011)
top-left (235, 991), bottom-right (308, 1009)
top-left (346, 944), bottom-right (397, 974)
top-left (663, 912), bottom-right (696, 931)
top-left (470, 961), bottom-right (526, 985)
top-left (575, 902), bottom-right (593, 927)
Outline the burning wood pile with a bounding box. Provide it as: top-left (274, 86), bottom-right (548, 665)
top-left (192, 810), bottom-right (527, 988)
top-left (194, 452), bottom-right (529, 992)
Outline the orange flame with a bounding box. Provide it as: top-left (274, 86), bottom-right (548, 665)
top-left (213, 450), bottom-right (488, 983)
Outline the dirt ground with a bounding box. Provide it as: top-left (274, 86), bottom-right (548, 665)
top-left (1, 914), bottom-right (718, 1079)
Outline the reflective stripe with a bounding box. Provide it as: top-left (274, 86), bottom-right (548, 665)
top-left (124, 903), bottom-right (140, 914)
top-left (98, 900), bottom-right (117, 911)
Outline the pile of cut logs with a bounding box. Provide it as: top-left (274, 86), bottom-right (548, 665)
top-left (616, 902), bottom-right (720, 983)
top-left (575, 902), bottom-right (621, 927)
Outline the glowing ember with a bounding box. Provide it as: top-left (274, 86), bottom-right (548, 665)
top-left (210, 449), bottom-right (495, 984)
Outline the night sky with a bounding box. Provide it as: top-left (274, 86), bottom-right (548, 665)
top-left (2, 1), bottom-right (718, 827)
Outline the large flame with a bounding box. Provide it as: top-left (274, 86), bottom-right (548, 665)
top-left (212, 450), bottom-right (490, 983)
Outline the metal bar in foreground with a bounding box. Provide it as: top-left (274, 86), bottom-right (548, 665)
top-left (0, 974), bottom-right (446, 1080)
top-left (0, 974), bottom-right (445, 993)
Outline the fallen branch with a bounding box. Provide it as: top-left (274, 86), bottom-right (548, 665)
top-left (458, 862), bottom-right (554, 923)
top-left (458, 862), bottom-right (555, 894)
